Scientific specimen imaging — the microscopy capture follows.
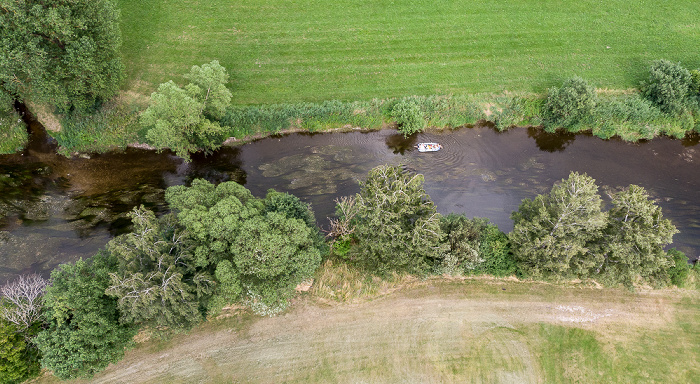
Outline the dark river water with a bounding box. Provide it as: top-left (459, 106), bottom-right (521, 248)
top-left (1, 122), bottom-right (699, 284)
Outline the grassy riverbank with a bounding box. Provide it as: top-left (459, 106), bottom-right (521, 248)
top-left (117, 0), bottom-right (700, 104)
top-left (33, 273), bottom-right (700, 383)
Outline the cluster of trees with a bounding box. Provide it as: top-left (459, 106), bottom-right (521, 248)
top-left (0, 180), bottom-right (323, 381)
top-left (327, 166), bottom-right (690, 288)
top-left (328, 164), bottom-right (514, 277)
top-left (0, 166), bottom-right (695, 382)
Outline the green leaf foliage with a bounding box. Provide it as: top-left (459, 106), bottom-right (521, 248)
top-left (667, 249), bottom-right (690, 287)
top-left (438, 214), bottom-right (515, 276)
top-left (542, 77), bottom-right (597, 130)
top-left (0, 0), bottom-right (123, 111)
top-left (166, 179), bottom-right (323, 316)
top-left (235, 212), bottom-right (321, 313)
top-left (478, 224), bottom-right (515, 277)
top-left (141, 80), bottom-right (225, 161)
top-left (352, 165), bottom-right (445, 274)
top-left (166, 179), bottom-right (262, 268)
top-left (140, 61), bottom-right (231, 161)
top-left (0, 319), bottom-right (39, 384)
top-left (510, 174), bottom-right (679, 286)
top-left (641, 60), bottom-right (693, 115)
top-left (184, 60), bottom-right (232, 120)
top-left (596, 185), bottom-right (678, 285)
top-left (106, 207), bottom-right (214, 330)
top-left (34, 251), bottom-right (135, 380)
top-left (510, 172), bottom-right (608, 278)
top-left (438, 214), bottom-right (487, 274)
top-left (391, 97), bottom-right (426, 137)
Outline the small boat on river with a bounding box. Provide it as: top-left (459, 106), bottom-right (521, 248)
top-left (415, 142), bottom-right (442, 152)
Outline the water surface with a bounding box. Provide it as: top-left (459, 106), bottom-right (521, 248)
top-left (1, 124), bottom-right (698, 283)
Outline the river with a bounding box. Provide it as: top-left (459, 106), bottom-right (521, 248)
top-left (1, 121), bottom-right (698, 284)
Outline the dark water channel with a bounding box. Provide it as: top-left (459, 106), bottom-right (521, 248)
top-left (1, 121), bottom-right (699, 284)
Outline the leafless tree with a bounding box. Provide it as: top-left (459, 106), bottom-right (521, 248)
top-left (0, 274), bottom-right (48, 332)
top-left (326, 196), bottom-right (358, 239)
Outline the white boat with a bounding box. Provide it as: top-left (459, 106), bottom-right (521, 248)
top-left (415, 142), bottom-right (442, 152)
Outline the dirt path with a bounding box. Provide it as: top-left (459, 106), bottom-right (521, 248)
top-left (54, 280), bottom-right (693, 384)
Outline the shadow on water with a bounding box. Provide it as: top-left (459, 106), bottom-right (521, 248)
top-left (526, 126), bottom-right (577, 152)
top-left (385, 132), bottom-right (418, 154)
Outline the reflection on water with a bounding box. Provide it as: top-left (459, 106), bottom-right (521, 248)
top-left (1, 122), bottom-right (699, 283)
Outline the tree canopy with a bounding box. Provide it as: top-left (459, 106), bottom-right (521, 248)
top-left (0, 0), bottom-right (124, 111)
top-left (106, 208), bottom-right (215, 330)
top-left (166, 179), bottom-right (323, 315)
top-left (510, 172), bottom-right (607, 278)
top-left (510, 172), bottom-right (678, 285)
top-left (141, 61), bottom-right (231, 161)
top-left (34, 251), bottom-right (135, 380)
top-left (351, 165), bottom-right (445, 274)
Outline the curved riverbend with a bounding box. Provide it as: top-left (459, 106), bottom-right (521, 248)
top-left (1, 124), bottom-right (698, 283)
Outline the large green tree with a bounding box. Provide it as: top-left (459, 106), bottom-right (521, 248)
top-left (106, 207), bottom-right (214, 330)
top-left (141, 61), bottom-right (231, 161)
top-left (351, 165), bottom-right (445, 274)
top-left (595, 185), bottom-right (678, 285)
top-left (0, 0), bottom-right (124, 111)
top-left (165, 179), bottom-right (322, 315)
top-left (510, 172), bottom-right (608, 278)
top-left (34, 251), bottom-right (135, 380)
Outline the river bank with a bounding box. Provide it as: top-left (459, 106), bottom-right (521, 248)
top-left (10, 90), bottom-right (697, 158)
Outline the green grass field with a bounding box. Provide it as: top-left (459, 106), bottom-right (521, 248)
top-left (118, 0), bottom-right (700, 104)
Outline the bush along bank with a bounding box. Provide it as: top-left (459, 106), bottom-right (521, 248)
top-left (27, 59), bottom-right (700, 159)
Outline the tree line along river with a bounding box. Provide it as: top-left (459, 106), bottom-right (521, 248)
top-left (1, 120), bottom-right (698, 284)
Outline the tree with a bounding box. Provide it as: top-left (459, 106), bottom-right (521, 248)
top-left (351, 165), bottom-right (445, 274)
top-left (0, 0), bottom-right (124, 111)
top-left (438, 214), bottom-right (487, 274)
top-left (391, 97), bottom-right (425, 137)
top-left (510, 172), bottom-right (607, 278)
top-left (184, 61), bottom-right (232, 120)
top-left (34, 251), bottom-right (135, 379)
top-left (234, 212), bottom-right (321, 315)
top-left (0, 319), bottom-right (39, 384)
top-left (140, 61), bottom-right (231, 161)
top-left (165, 179), bottom-right (262, 269)
top-left (0, 274), bottom-right (47, 337)
top-left (641, 60), bottom-right (693, 115)
top-left (542, 77), bottom-right (597, 130)
top-left (106, 207), bottom-right (214, 330)
top-left (596, 185), bottom-right (678, 285)
top-left (166, 179), bottom-right (323, 316)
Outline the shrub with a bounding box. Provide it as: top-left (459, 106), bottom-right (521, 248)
top-left (690, 69), bottom-right (700, 97)
top-left (641, 60), bottom-right (693, 115)
top-left (668, 248), bottom-right (690, 287)
top-left (478, 224), bottom-right (515, 276)
top-left (0, 99), bottom-right (27, 154)
top-left (0, 319), bottom-right (40, 384)
top-left (438, 214), bottom-right (488, 274)
top-left (35, 251), bottom-right (135, 379)
top-left (542, 77), bottom-right (596, 130)
top-left (391, 97), bottom-right (426, 137)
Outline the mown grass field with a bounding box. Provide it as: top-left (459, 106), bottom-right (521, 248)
top-left (118, 0), bottom-right (700, 104)
top-left (37, 277), bottom-right (699, 383)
